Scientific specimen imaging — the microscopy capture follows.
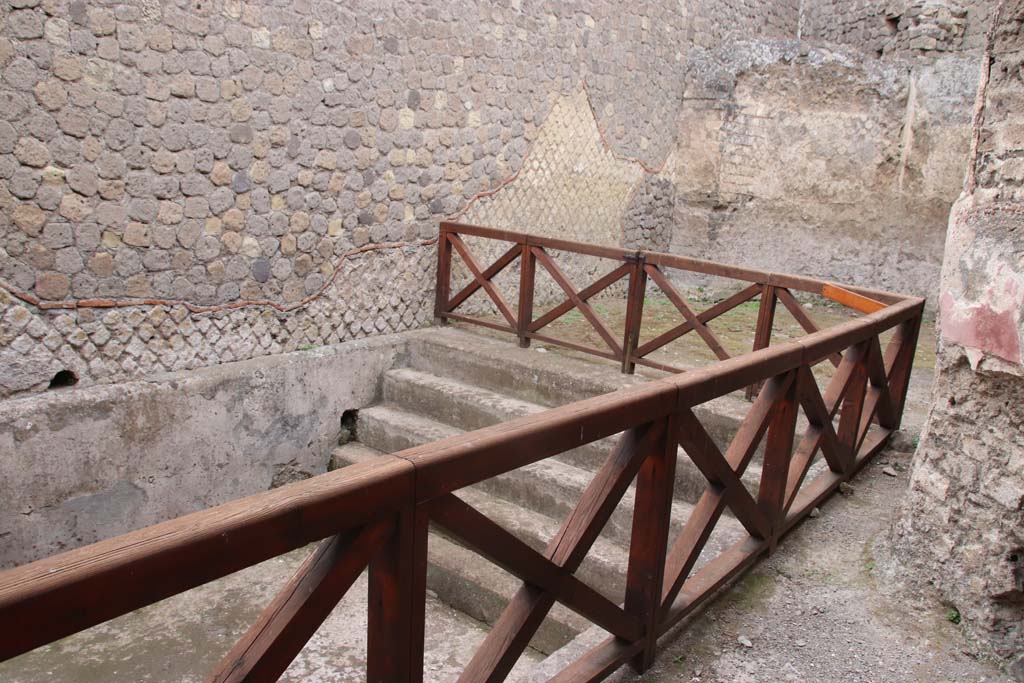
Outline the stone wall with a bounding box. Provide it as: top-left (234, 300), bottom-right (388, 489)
top-left (665, 40), bottom-right (977, 302)
top-left (801, 0), bottom-right (998, 55)
top-left (0, 0), bottom-right (798, 398)
top-left (887, 1), bottom-right (1024, 675)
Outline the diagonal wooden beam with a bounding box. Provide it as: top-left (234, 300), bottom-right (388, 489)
top-left (793, 366), bottom-right (846, 475)
top-left (861, 335), bottom-right (899, 430)
top-left (429, 493), bottom-right (642, 642)
top-left (446, 243), bottom-right (521, 313)
top-left (781, 366), bottom-right (849, 517)
top-left (644, 264), bottom-right (730, 361)
top-left (675, 409), bottom-right (771, 539)
top-left (634, 284), bottom-right (761, 359)
top-left (660, 373), bottom-right (793, 615)
top-left (723, 370), bottom-right (797, 469)
top-left (448, 233), bottom-right (518, 328)
top-left (775, 288), bottom-right (842, 367)
top-left (881, 316), bottom-right (922, 428)
top-left (532, 247), bottom-right (623, 357)
top-left (208, 519), bottom-right (394, 683)
top-left (458, 423), bottom-right (662, 683)
top-left (822, 345), bottom-right (863, 420)
top-left (529, 263), bottom-right (631, 333)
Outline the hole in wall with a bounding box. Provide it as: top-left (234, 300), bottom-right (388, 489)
top-left (48, 370), bottom-right (78, 390)
top-left (339, 409), bottom-right (359, 446)
top-left (885, 15), bottom-right (900, 34)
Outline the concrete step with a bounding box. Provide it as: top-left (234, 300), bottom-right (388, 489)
top-left (404, 327), bottom-right (646, 407)
top-left (381, 366), bottom-right (764, 504)
top-left (357, 402), bottom-right (747, 548)
top-left (402, 327), bottom-right (761, 466)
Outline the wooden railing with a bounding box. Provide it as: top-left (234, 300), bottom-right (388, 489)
top-left (0, 223), bottom-right (923, 683)
top-left (434, 221), bottom-right (904, 384)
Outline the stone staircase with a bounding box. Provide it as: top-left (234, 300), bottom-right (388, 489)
top-left (330, 326), bottom-right (786, 656)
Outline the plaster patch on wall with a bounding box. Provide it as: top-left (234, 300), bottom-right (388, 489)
top-left (940, 290), bottom-right (1022, 364)
top-left (938, 198), bottom-right (1024, 366)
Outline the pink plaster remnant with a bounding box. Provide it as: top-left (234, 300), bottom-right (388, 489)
top-left (941, 291), bottom-right (1022, 365)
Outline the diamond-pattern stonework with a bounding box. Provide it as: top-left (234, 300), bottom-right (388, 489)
top-left (0, 245), bottom-right (434, 396)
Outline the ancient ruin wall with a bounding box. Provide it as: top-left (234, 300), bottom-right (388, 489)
top-left (0, 1), bottom-right (804, 399)
top-left (665, 40), bottom-right (977, 301)
top-left (800, 0), bottom-right (999, 55)
top-left (888, 1), bottom-right (1024, 670)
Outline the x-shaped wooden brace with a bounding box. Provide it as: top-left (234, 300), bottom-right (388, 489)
top-left (643, 265), bottom-right (732, 361)
top-left (634, 283), bottom-right (761, 360)
top-left (781, 327), bottom-right (909, 517)
top-left (660, 372), bottom-right (794, 615)
top-left (530, 246), bottom-right (625, 358)
top-left (448, 422), bottom-right (665, 683)
top-left (446, 233), bottom-right (520, 329)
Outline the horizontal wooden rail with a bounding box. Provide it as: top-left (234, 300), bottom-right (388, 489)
top-left (0, 222), bottom-right (925, 683)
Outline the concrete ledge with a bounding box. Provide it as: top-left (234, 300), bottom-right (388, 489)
top-left (0, 333), bottom-right (406, 569)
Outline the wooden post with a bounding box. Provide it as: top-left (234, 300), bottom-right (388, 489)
top-left (624, 415), bottom-right (676, 671)
top-left (757, 371), bottom-right (798, 551)
top-left (517, 241), bottom-right (535, 348)
top-left (884, 315), bottom-right (922, 430)
top-left (621, 254), bottom-right (647, 374)
top-left (745, 285), bottom-right (777, 399)
top-left (367, 506), bottom-right (429, 683)
top-left (434, 227), bottom-right (452, 325)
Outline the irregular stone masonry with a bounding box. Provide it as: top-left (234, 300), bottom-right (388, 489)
top-left (0, 0), bottom-right (804, 397)
top-left (800, 0), bottom-right (995, 55)
top-left (888, 0), bottom-right (1024, 670)
top-left (0, 245), bottom-right (435, 396)
top-left (0, 0), bottom-right (998, 400)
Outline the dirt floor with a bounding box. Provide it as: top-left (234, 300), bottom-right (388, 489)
top-left (535, 295), bottom-right (935, 375)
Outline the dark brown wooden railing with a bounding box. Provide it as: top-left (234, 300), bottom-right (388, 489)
top-left (0, 222), bottom-right (923, 683)
top-left (434, 221), bottom-right (904, 383)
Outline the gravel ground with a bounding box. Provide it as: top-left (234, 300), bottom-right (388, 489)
top-left (604, 448), bottom-right (1014, 683)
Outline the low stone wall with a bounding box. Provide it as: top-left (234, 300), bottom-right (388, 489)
top-left (0, 332), bottom-right (404, 569)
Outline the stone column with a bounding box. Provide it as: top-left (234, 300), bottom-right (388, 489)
top-left (888, 2), bottom-right (1024, 678)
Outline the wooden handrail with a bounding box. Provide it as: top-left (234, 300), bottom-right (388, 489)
top-left (0, 223), bottom-right (925, 683)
